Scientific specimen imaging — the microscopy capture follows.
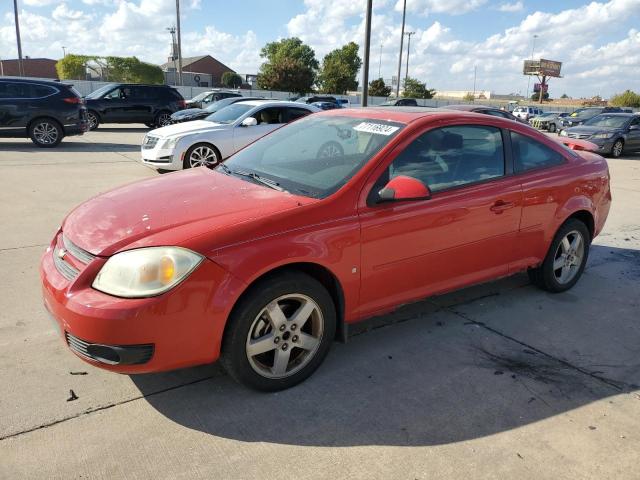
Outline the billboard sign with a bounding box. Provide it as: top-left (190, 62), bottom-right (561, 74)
top-left (523, 59), bottom-right (562, 77)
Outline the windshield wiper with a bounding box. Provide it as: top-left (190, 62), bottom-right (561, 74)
top-left (229, 169), bottom-right (285, 192)
top-left (216, 163), bottom-right (232, 175)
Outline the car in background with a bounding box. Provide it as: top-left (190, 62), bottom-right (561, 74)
top-left (170, 96), bottom-right (264, 124)
top-left (512, 106), bottom-right (543, 122)
top-left (311, 101), bottom-right (342, 110)
top-left (560, 113), bottom-right (640, 158)
top-left (84, 83), bottom-right (186, 130)
top-left (530, 112), bottom-right (569, 133)
top-left (558, 107), bottom-right (625, 131)
top-left (379, 98), bottom-right (419, 106)
top-left (185, 89), bottom-right (242, 109)
top-left (445, 104), bottom-right (525, 123)
top-left (141, 100), bottom-right (319, 172)
top-left (42, 107), bottom-right (611, 391)
top-left (296, 95), bottom-right (338, 105)
top-left (336, 99), bottom-right (350, 108)
top-left (0, 77), bottom-right (87, 147)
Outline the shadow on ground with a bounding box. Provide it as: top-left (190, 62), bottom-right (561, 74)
top-left (0, 142), bottom-right (141, 153)
top-left (130, 244), bottom-right (639, 447)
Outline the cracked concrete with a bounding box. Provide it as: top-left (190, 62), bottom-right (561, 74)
top-left (1, 127), bottom-right (639, 479)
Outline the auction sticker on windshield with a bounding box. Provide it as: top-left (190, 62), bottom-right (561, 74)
top-left (354, 122), bottom-right (400, 135)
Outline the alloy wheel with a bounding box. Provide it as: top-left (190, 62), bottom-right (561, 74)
top-left (33, 122), bottom-right (59, 145)
top-left (552, 230), bottom-right (585, 285)
top-left (87, 113), bottom-right (98, 130)
top-left (188, 145), bottom-right (219, 168)
top-left (157, 113), bottom-right (172, 127)
top-left (245, 294), bottom-right (324, 379)
top-left (612, 140), bottom-right (623, 158)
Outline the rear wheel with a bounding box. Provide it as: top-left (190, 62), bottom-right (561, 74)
top-left (87, 111), bottom-right (100, 131)
top-left (611, 139), bottom-right (624, 158)
top-left (154, 111), bottom-right (172, 128)
top-left (29, 118), bottom-right (63, 147)
top-left (528, 218), bottom-right (590, 293)
top-left (221, 272), bottom-right (336, 391)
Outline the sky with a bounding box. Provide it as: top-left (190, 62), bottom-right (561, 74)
top-left (1, 0), bottom-right (639, 98)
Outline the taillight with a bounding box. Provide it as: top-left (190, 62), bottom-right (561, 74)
top-left (178, 100), bottom-right (187, 109)
top-left (63, 97), bottom-right (83, 104)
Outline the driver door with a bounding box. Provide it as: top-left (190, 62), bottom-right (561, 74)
top-left (357, 123), bottom-right (523, 317)
top-left (233, 107), bottom-right (287, 151)
top-left (100, 87), bottom-right (128, 122)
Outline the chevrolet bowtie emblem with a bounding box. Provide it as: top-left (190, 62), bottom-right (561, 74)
top-left (57, 248), bottom-right (67, 259)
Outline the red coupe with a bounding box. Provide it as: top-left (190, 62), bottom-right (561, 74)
top-left (41, 108), bottom-right (611, 391)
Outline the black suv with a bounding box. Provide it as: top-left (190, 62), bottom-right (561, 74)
top-left (84, 83), bottom-right (186, 130)
top-left (0, 77), bottom-right (87, 147)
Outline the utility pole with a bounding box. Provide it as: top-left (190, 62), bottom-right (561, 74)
top-left (362, 0), bottom-right (372, 107)
top-left (378, 44), bottom-right (383, 79)
top-left (167, 27), bottom-right (178, 85)
top-left (13, 0), bottom-right (24, 76)
top-left (396, 0), bottom-right (407, 98)
top-left (62, 46), bottom-right (66, 58)
top-left (473, 65), bottom-right (477, 97)
top-left (525, 34), bottom-right (538, 101)
top-left (175, 0), bottom-right (183, 86)
top-left (404, 31), bottom-right (415, 85)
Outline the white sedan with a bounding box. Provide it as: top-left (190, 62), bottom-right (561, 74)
top-left (140, 100), bottom-right (319, 172)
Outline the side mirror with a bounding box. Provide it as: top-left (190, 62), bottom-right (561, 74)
top-left (629, 125), bottom-right (639, 131)
top-left (378, 175), bottom-right (431, 203)
top-left (241, 117), bottom-right (258, 127)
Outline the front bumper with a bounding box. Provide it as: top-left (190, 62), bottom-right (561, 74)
top-left (40, 233), bottom-right (244, 373)
top-left (140, 144), bottom-right (183, 171)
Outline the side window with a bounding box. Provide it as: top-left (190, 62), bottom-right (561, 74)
top-left (629, 117), bottom-right (640, 127)
top-left (388, 125), bottom-right (505, 193)
top-left (1, 82), bottom-right (32, 98)
top-left (104, 88), bottom-right (122, 99)
top-left (31, 85), bottom-right (55, 97)
top-left (511, 131), bottom-right (565, 172)
top-left (287, 108), bottom-right (312, 122)
top-left (252, 107), bottom-right (286, 125)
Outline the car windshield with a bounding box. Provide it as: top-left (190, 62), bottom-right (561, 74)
top-left (85, 84), bottom-right (116, 99)
top-left (584, 115), bottom-right (630, 128)
top-left (205, 103), bottom-right (253, 123)
top-left (220, 115), bottom-right (404, 199)
top-left (204, 98), bottom-right (236, 113)
top-left (190, 91), bottom-right (211, 102)
top-left (570, 108), bottom-right (600, 118)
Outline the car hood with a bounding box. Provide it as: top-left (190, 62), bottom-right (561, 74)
top-left (171, 108), bottom-right (206, 119)
top-left (62, 168), bottom-right (312, 257)
top-left (148, 120), bottom-right (228, 137)
top-left (565, 125), bottom-right (620, 135)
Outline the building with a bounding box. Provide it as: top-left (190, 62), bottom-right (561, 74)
top-left (160, 55), bottom-right (236, 87)
top-left (0, 57), bottom-right (58, 79)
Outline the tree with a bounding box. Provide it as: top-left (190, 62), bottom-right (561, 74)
top-left (402, 77), bottom-right (436, 99)
top-left (561, 93), bottom-right (569, 99)
top-left (56, 54), bottom-right (163, 84)
top-left (222, 72), bottom-right (243, 88)
top-left (610, 90), bottom-right (640, 108)
top-left (56, 54), bottom-right (89, 80)
top-left (531, 92), bottom-right (549, 101)
top-left (257, 37), bottom-right (319, 94)
top-left (368, 78), bottom-right (391, 97)
top-left (317, 42), bottom-right (362, 94)
top-left (462, 92), bottom-right (475, 101)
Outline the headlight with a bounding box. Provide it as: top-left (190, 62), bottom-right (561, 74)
top-left (592, 132), bottom-right (614, 139)
top-left (560, 130), bottom-right (568, 136)
top-left (160, 136), bottom-right (181, 149)
top-left (93, 247), bottom-right (204, 298)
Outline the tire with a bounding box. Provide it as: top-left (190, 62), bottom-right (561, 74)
top-left (610, 139), bottom-right (624, 158)
top-left (221, 272), bottom-right (336, 391)
top-left (528, 218), bottom-right (590, 293)
top-left (29, 118), bottom-right (63, 147)
top-left (87, 111), bottom-right (100, 131)
top-left (145, 123), bottom-right (156, 129)
top-left (317, 141), bottom-right (344, 159)
top-left (548, 123), bottom-right (556, 133)
top-left (154, 111), bottom-right (172, 128)
top-left (183, 143), bottom-right (221, 170)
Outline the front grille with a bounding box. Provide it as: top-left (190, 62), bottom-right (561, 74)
top-left (53, 248), bottom-right (79, 280)
top-left (142, 135), bottom-right (160, 149)
top-left (53, 235), bottom-right (95, 281)
top-left (567, 133), bottom-right (591, 139)
top-left (63, 235), bottom-right (95, 264)
top-left (65, 332), bottom-right (154, 365)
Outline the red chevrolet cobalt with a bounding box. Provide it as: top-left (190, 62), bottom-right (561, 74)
top-left (41, 108), bottom-right (611, 390)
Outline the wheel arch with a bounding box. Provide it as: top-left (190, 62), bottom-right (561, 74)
top-left (224, 262), bottom-right (347, 344)
top-left (27, 115), bottom-right (63, 132)
top-left (566, 209), bottom-right (595, 240)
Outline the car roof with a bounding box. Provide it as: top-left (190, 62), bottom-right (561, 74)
top-left (235, 100), bottom-right (315, 108)
top-left (0, 77), bottom-right (70, 87)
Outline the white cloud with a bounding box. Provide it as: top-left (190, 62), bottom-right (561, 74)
top-left (395, 0), bottom-right (487, 16)
top-left (498, 2), bottom-right (524, 12)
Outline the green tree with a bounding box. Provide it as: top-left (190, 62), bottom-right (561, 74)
top-left (531, 91), bottom-right (549, 101)
top-left (610, 90), bottom-right (640, 108)
top-left (462, 92), bottom-right (475, 101)
top-left (56, 54), bottom-right (89, 80)
top-left (402, 77), bottom-right (436, 99)
top-left (368, 78), bottom-right (391, 97)
top-left (561, 93), bottom-right (569, 99)
top-left (106, 56), bottom-right (163, 84)
top-left (257, 37), bottom-right (319, 94)
top-left (222, 72), bottom-right (243, 88)
top-left (317, 42), bottom-right (362, 94)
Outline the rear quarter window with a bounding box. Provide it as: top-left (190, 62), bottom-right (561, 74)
top-left (511, 131), bottom-right (565, 172)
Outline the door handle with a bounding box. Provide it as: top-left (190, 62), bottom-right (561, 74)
top-left (490, 200), bottom-right (515, 214)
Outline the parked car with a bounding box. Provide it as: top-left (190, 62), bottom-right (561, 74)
top-left (169, 96), bottom-right (264, 124)
top-left (141, 100), bottom-right (319, 172)
top-left (336, 99), bottom-right (350, 107)
top-left (0, 77), bottom-right (87, 147)
top-left (560, 113), bottom-right (640, 157)
top-left (512, 106), bottom-right (543, 122)
top-left (379, 98), bottom-right (419, 106)
top-left (41, 108), bottom-right (611, 391)
top-left (445, 104), bottom-right (526, 123)
top-left (311, 101), bottom-right (342, 110)
top-left (296, 95), bottom-right (338, 105)
top-left (84, 83), bottom-right (186, 130)
top-left (559, 107), bottom-right (625, 131)
top-left (531, 112), bottom-right (570, 133)
top-left (185, 89), bottom-right (242, 109)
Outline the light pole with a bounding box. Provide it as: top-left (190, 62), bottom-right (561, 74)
top-left (13, 0), bottom-right (24, 76)
top-left (378, 43), bottom-right (383, 79)
top-left (473, 65), bottom-right (477, 98)
top-left (361, 0), bottom-right (373, 107)
top-left (404, 31), bottom-right (415, 85)
top-left (525, 34), bottom-right (538, 101)
top-left (396, 0), bottom-right (407, 97)
top-left (175, 0), bottom-right (183, 86)
top-left (62, 46), bottom-right (66, 58)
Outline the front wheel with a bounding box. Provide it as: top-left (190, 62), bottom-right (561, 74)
top-left (183, 143), bottom-right (220, 169)
top-left (528, 218), bottom-right (590, 293)
top-left (221, 272), bottom-right (336, 391)
top-left (29, 118), bottom-right (63, 147)
top-left (610, 139), bottom-right (624, 158)
top-left (87, 111), bottom-right (100, 131)
top-left (154, 111), bottom-right (172, 128)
